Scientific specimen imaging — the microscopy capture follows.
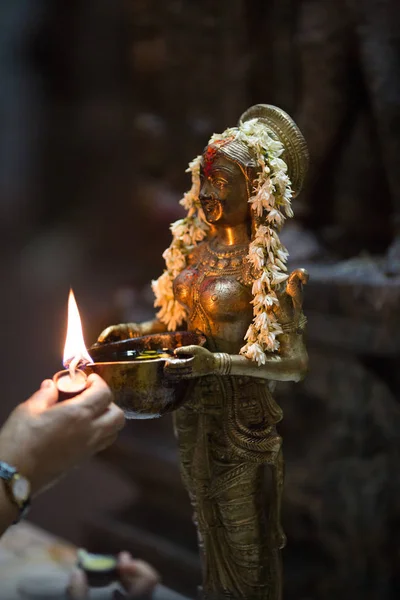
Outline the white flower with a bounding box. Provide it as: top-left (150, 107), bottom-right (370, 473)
top-left (180, 191), bottom-right (194, 211)
top-left (248, 245), bottom-right (265, 269)
top-left (285, 205), bottom-right (294, 218)
top-left (270, 157), bottom-right (287, 172)
top-left (259, 330), bottom-right (279, 351)
top-left (250, 195), bottom-right (264, 217)
top-left (265, 137), bottom-right (284, 156)
top-left (254, 311), bottom-right (269, 330)
top-left (166, 302), bottom-right (187, 331)
top-left (186, 155), bottom-right (202, 173)
top-left (252, 277), bottom-right (264, 295)
top-left (255, 225), bottom-right (269, 241)
top-left (277, 248), bottom-right (289, 262)
top-left (264, 293), bottom-right (279, 307)
top-left (275, 258), bottom-right (287, 272)
top-left (252, 293), bottom-right (278, 310)
top-left (284, 187), bottom-right (293, 200)
top-left (162, 247), bottom-right (187, 273)
top-left (250, 179), bottom-right (275, 216)
top-left (271, 271), bottom-right (289, 285)
top-left (266, 209), bottom-right (285, 227)
top-left (240, 120), bottom-right (256, 135)
top-left (152, 272), bottom-right (172, 300)
top-left (244, 324), bottom-right (258, 343)
top-left (240, 342), bottom-right (267, 366)
top-left (272, 171), bottom-right (290, 193)
top-left (251, 295), bottom-right (265, 314)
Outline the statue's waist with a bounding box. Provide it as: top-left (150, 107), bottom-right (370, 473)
top-left (185, 375), bottom-right (272, 412)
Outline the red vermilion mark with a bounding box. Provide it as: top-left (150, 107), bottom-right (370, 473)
top-left (203, 137), bottom-right (235, 177)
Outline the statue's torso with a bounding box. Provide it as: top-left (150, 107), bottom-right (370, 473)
top-left (173, 241), bottom-right (253, 353)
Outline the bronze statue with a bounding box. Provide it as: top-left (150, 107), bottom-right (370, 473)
top-left (98, 104), bottom-right (309, 600)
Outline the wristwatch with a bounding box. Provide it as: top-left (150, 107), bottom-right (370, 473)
top-left (0, 461), bottom-right (31, 522)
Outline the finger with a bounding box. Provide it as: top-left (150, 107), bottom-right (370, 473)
top-left (64, 374), bottom-right (114, 418)
top-left (95, 432), bottom-right (119, 453)
top-left (97, 324), bottom-right (127, 343)
top-left (174, 345), bottom-right (200, 356)
top-left (26, 379), bottom-right (58, 412)
top-left (165, 356), bottom-right (194, 368)
top-left (66, 568), bottom-right (88, 600)
top-left (118, 554), bottom-right (160, 596)
top-left (97, 326), bottom-right (115, 343)
top-left (92, 403), bottom-right (125, 437)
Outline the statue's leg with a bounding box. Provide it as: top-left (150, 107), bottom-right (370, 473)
top-left (268, 446), bottom-right (286, 551)
top-left (207, 453), bottom-right (281, 600)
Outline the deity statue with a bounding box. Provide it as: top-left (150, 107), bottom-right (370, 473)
top-left (98, 104), bottom-right (309, 600)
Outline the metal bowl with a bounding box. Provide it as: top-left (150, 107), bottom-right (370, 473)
top-left (83, 331), bottom-right (205, 419)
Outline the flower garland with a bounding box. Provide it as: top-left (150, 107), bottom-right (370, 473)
top-left (151, 118), bottom-right (294, 365)
top-left (151, 156), bottom-right (209, 330)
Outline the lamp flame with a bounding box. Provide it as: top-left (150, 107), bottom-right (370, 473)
top-left (63, 289), bottom-right (92, 374)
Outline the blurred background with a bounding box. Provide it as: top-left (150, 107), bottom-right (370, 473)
top-left (0, 0), bottom-right (399, 598)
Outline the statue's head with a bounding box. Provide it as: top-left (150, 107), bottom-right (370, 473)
top-left (198, 104), bottom-right (308, 228)
top-left (199, 141), bottom-right (254, 226)
top-left (153, 105), bottom-right (309, 363)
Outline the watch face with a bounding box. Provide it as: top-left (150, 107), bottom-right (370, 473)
top-left (11, 474), bottom-right (30, 503)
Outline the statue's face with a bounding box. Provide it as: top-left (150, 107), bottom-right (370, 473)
top-left (199, 151), bottom-right (250, 226)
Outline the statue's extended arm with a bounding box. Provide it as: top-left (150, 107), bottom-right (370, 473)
top-left (97, 317), bottom-right (170, 343)
top-left (166, 331), bottom-right (307, 383)
top-left (216, 335), bottom-right (308, 383)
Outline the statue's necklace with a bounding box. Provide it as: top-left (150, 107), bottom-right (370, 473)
top-left (197, 241), bottom-right (253, 285)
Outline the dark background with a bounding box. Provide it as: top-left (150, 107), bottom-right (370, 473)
top-left (0, 1), bottom-right (399, 598)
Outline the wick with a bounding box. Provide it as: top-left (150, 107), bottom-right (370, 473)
top-left (68, 354), bottom-right (89, 380)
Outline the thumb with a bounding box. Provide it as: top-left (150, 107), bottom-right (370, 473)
top-left (174, 345), bottom-right (200, 357)
top-left (118, 553), bottom-right (160, 597)
top-left (26, 379), bottom-right (58, 412)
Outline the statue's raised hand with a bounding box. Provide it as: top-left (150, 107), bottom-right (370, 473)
top-left (164, 345), bottom-right (217, 380)
top-left (97, 323), bottom-right (141, 344)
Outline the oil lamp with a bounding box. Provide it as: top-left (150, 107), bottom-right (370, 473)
top-left (54, 290), bottom-right (204, 416)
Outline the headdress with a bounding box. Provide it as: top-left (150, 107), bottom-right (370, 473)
top-left (152, 105), bottom-right (308, 365)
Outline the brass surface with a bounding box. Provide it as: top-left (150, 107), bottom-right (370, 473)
top-left (98, 106), bottom-right (309, 599)
top-left (239, 104), bottom-right (309, 198)
top-left (85, 332), bottom-right (205, 419)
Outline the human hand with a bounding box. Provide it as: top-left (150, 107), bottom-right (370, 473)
top-left (0, 375), bottom-right (125, 495)
top-left (164, 345), bottom-right (217, 380)
top-left (97, 323), bottom-right (141, 344)
top-left (68, 552), bottom-right (160, 599)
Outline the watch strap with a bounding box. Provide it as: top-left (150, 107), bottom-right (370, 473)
top-left (0, 461), bottom-right (30, 523)
top-left (0, 461), bottom-right (17, 481)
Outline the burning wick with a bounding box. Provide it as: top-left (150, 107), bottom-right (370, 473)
top-left (54, 289), bottom-right (93, 400)
top-left (68, 354), bottom-right (88, 380)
